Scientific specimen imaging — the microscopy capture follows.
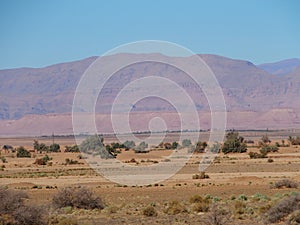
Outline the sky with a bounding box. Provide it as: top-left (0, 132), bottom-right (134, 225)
top-left (0, 0), bottom-right (299, 69)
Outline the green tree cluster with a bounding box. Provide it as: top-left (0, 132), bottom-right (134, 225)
top-left (222, 131), bottom-right (247, 154)
top-left (80, 135), bottom-right (114, 159)
top-left (16, 146), bottom-right (31, 158)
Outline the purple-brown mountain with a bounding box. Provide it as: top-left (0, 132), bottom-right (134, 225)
top-left (0, 54), bottom-right (300, 135)
top-left (258, 58), bottom-right (300, 76)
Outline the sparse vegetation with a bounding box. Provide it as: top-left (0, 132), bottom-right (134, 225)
top-left (2, 133), bottom-right (300, 224)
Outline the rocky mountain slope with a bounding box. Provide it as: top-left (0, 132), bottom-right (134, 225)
top-left (0, 54), bottom-right (299, 135)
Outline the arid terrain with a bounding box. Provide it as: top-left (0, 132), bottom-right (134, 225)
top-left (1, 131), bottom-right (300, 224)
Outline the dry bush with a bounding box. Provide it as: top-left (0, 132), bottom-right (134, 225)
top-left (105, 205), bottom-right (119, 214)
top-left (192, 202), bottom-right (210, 213)
top-left (192, 172), bottom-right (209, 179)
top-left (0, 187), bottom-right (46, 225)
top-left (0, 214), bottom-right (15, 225)
top-left (13, 205), bottom-right (46, 225)
top-left (190, 194), bottom-right (204, 203)
top-left (272, 179), bottom-right (299, 189)
top-left (266, 194), bottom-right (300, 223)
top-left (142, 205), bottom-right (157, 217)
top-left (0, 187), bottom-right (28, 215)
top-left (34, 155), bottom-right (51, 165)
top-left (234, 200), bottom-right (246, 215)
top-left (190, 195), bottom-right (210, 212)
top-left (267, 158), bottom-right (274, 163)
top-left (49, 217), bottom-right (79, 225)
top-left (64, 158), bottom-right (82, 165)
top-left (287, 210), bottom-right (300, 225)
top-left (52, 186), bottom-right (104, 210)
top-left (164, 200), bottom-right (187, 215)
top-left (201, 203), bottom-right (231, 225)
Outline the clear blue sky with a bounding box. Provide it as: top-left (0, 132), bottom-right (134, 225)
top-left (0, 0), bottom-right (299, 69)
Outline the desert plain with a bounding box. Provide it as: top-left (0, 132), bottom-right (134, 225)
top-left (1, 130), bottom-right (300, 224)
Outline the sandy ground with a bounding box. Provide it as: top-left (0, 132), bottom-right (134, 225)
top-left (1, 133), bottom-right (300, 224)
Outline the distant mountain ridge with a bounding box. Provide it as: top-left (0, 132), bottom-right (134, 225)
top-left (0, 53), bottom-right (300, 135)
top-left (258, 58), bottom-right (300, 76)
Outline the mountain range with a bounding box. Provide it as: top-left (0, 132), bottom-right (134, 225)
top-left (0, 54), bottom-right (300, 136)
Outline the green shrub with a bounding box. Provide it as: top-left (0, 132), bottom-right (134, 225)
top-left (123, 140), bottom-right (135, 150)
top-left (182, 139), bottom-right (192, 147)
top-left (33, 140), bottom-right (49, 152)
top-left (49, 143), bottom-right (60, 152)
top-left (16, 146), bottom-right (31, 158)
top-left (0, 156), bottom-right (7, 163)
top-left (260, 145), bottom-right (279, 153)
top-left (134, 141), bottom-right (149, 153)
top-left (80, 135), bottom-right (114, 158)
top-left (64, 145), bottom-right (80, 153)
top-left (222, 131), bottom-right (247, 154)
top-left (252, 193), bottom-right (270, 202)
top-left (249, 151), bottom-right (267, 159)
top-left (237, 194), bottom-right (247, 201)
